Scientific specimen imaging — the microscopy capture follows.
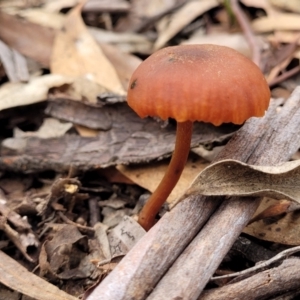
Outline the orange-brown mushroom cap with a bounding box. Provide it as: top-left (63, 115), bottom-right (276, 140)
top-left (127, 44), bottom-right (270, 126)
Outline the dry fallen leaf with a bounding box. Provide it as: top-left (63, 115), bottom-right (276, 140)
top-left (89, 27), bottom-right (152, 54)
top-left (0, 215), bottom-right (38, 263)
top-left (266, 53), bottom-right (296, 84)
top-left (44, 224), bottom-right (90, 279)
top-left (100, 43), bottom-right (142, 90)
top-left (14, 118), bottom-right (73, 139)
top-left (133, 0), bottom-right (176, 19)
top-left (244, 198), bottom-right (300, 245)
top-left (94, 222), bottom-right (111, 262)
top-left (252, 13), bottom-right (300, 32)
top-left (184, 159), bottom-right (300, 203)
top-left (268, 31), bottom-right (300, 45)
top-left (102, 206), bottom-right (132, 229)
top-left (249, 199), bottom-right (298, 224)
top-left (240, 0), bottom-right (277, 15)
top-left (117, 156), bottom-right (209, 204)
top-left (178, 159), bottom-right (300, 246)
top-left (182, 33), bottom-right (251, 58)
top-left (0, 250), bottom-right (77, 300)
top-left (116, 0), bottom-right (177, 32)
top-left (108, 216), bottom-right (145, 257)
top-left (49, 76), bottom-right (109, 104)
top-left (0, 11), bottom-right (54, 66)
top-left (97, 167), bottom-right (134, 185)
top-left (0, 74), bottom-right (73, 111)
top-left (0, 39), bottom-right (29, 82)
top-left (154, 0), bottom-right (219, 50)
top-left (74, 124), bottom-right (99, 137)
top-left (83, 0), bottom-right (130, 13)
top-left (15, 8), bottom-right (65, 29)
top-left (270, 0), bottom-right (300, 13)
top-left (50, 2), bottom-right (125, 95)
top-left (43, 0), bottom-right (80, 12)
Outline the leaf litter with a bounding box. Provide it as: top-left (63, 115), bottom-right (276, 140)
top-left (0, 0), bottom-right (300, 298)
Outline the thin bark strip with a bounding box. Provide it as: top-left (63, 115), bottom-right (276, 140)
top-left (87, 87), bottom-right (300, 300)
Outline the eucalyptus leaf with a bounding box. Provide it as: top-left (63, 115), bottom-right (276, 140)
top-left (184, 159), bottom-right (300, 203)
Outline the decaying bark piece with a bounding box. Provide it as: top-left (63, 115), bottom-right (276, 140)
top-left (87, 87), bottom-right (300, 300)
top-left (0, 103), bottom-right (234, 172)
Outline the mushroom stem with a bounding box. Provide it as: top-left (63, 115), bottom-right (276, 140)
top-left (138, 121), bottom-right (193, 231)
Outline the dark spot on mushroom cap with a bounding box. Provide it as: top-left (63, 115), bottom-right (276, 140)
top-left (131, 79), bottom-right (137, 89)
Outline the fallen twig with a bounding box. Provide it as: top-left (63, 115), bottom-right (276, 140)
top-left (201, 258), bottom-right (300, 300)
top-left (269, 65), bottom-right (300, 87)
top-left (211, 245), bottom-right (300, 281)
top-left (230, 0), bottom-right (261, 68)
top-left (58, 211), bottom-right (95, 234)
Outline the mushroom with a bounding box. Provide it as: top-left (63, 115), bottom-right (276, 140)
top-left (127, 44), bottom-right (270, 231)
